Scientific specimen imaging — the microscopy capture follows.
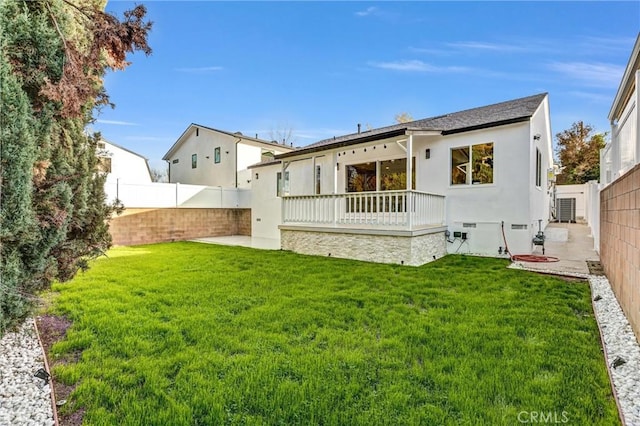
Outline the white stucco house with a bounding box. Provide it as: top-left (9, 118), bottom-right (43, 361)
top-left (601, 33), bottom-right (640, 184)
top-left (162, 123), bottom-right (295, 189)
top-left (97, 139), bottom-right (152, 184)
top-left (250, 93), bottom-right (554, 265)
top-left (98, 139), bottom-right (153, 205)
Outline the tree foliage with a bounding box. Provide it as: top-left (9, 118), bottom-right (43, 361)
top-left (394, 112), bottom-right (413, 124)
top-left (0, 0), bottom-right (151, 331)
top-left (555, 121), bottom-right (607, 184)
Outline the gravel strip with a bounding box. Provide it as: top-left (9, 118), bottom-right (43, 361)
top-left (590, 275), bottom-right (640, 426)
top-left (0, 319), bottom-right (55, 426)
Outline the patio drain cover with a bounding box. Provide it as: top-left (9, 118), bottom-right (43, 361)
top-left (586, 261), bottom-right (605, 276)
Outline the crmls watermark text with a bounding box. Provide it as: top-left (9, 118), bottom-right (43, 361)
top-left (518, 411), bottom-right (569, 424)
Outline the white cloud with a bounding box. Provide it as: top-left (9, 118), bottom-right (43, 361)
top-left (369, 60), bottom-right (469, 73)
top-left (407, 46), bottom-right (452, 56)
top-left (125, 136), bottom-right (172, 142)
top-left (580, 36), bottom-right (637, 53)
top-left (547, 61), bottom-right (624, 88)
top-left (175, 66), bottom-right (224, 73)
top-left (355, 6), bottom-right (378, 17)
top-left (446, 41), bottom-right (527, 53)
top-left (96, 119), bottom-right (138, 126)
top-left (566, 91), bottom-right (612, 103)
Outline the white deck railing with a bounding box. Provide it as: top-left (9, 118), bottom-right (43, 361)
top-left (282, 190), bottom-right (445, 230)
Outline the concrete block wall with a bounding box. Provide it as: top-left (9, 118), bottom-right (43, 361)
top-left (109, 208), bottom-right (251, 246)
top-left (600, 163), bottom-right (640, 341)
top-left (280, 229), bottom-right (446, 266)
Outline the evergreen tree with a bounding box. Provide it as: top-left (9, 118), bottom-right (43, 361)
top-left (0, 0), bottom-right (151, 332)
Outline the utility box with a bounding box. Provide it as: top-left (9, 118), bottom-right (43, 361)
top-left (557, 198), bottom-right (576, 223)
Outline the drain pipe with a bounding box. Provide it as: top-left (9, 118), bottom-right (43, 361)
top-left (235, 137), bottom-right (242, 188)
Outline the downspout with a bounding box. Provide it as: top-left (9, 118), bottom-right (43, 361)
top-left (235, 137), bottom-right (242, 188)
top-left (166, 160), bottom-right (171, 183)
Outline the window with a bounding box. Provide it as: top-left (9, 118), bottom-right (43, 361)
top-left (346, 163), bottom-right (377, 192)
top-left (277, 171), bottom-right (289, 197)
top-left (315, 165), bottom-right (321, 195)
top-left (347, 158), bottom-right (416, 193)
top-left (192, 154), bottom-right (197, 169)
top-left (535, 148), bottom-right (542, 187)
top-left (214, 147), bottom-right (221, 164)
top-left (172, 159), bottom-right (179, 164)
top-left (451, 143), bottom-right (493, 185)
top-left (380, 158), bottom-right (415, 190)
top-left (97, 142), bottom-right (106, 150)
top-left (96, 157), bottom-right (112, 173)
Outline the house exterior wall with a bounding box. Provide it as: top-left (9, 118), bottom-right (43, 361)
top-left (251, 164), bottom-right (282, 240)
top-left (418, 122), bottom-right (536, 255)
top-left (109, 208), bottom-right (251, 246)
top-left (529, 96), bottom-right (554, 233)
top-left (167, 128), bottom-right (238, 186)
top-left (260, 116), bottom-right (552, 257)
top-left (166, 127), bottom-right (291, 188)
top-left (600, 162), bottom-right (640, 341)
top-left (102, 141), bottom-right (151, 184)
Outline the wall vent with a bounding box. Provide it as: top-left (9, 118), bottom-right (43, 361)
top-left (462, 223), bottom-right (477, 228)
top-left (511, 224), bottom-right (528, 230)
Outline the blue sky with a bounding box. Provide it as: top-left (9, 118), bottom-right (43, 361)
top-left (94, 1), bottom-right (640, 170)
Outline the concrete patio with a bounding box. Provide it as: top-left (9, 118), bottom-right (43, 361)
top-left (511, 222), bottom-right (600, 277)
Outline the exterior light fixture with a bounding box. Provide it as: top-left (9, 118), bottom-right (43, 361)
top-left (255, 173), bottom-right (259, 180)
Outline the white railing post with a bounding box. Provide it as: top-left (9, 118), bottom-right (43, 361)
top-left (281, 190), bottom-right (444, 230)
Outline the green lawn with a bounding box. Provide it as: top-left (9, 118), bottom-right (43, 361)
top-left (47, 242), bottom-right (618, 425)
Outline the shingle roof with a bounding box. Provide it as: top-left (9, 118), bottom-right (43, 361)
top-left (276, 93), bottom-right (547, 159)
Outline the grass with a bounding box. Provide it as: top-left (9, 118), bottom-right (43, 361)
top-left (47, 242), bottom-right (618, 425)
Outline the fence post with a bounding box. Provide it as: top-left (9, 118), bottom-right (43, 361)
top-left (175, 182), bottom-right (179, 207)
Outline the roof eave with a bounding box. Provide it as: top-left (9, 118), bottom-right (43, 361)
top-left (275, 128), bottom-right (411, 159)
top-left (608, 33), bottom-right (640, 121)
top-left (162, 123), bottom-right (196, 161)
top-left (441, 116), bottom-right (532, 136)
top-left (248, 160), bottom-right (282, 169)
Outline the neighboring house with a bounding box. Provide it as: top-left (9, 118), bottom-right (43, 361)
top-left (162, 123), bottom-right (295, 189)
top-left (97, 139), bottom-right (152, 184)
top-left (601, 33), bottom-right (640, 184)
top-left (599, 33), bottom-right (640, 341)
top-left (251, 93), bottom-right (554, 265)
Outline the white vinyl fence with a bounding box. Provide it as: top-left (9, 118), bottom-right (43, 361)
top-left (105, 180), bottom-right (251, 209)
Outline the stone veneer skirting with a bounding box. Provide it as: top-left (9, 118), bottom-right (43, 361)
top-left (600, 163), bottom-right (640, 342)
top-left (109, 208), bottom-right (251, 246)
top-left (280, 226), bottom-right (447, 266)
